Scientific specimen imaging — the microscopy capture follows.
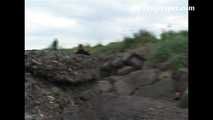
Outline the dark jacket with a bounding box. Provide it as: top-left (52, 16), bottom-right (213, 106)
top-left (75, 49), bottom-right (90, 55)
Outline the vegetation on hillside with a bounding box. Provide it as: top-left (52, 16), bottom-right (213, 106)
top-left (149, 31), bottom-right (188, 70)
top-left (46, 30), bottom-right (188, 70)
top-left (88, 30), bottom-right (157, 55)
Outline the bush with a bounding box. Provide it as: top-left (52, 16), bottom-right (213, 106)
top-left (149, 31), bottom-right (188, 70)
top-left (91, 30), bottom-right (157, 55)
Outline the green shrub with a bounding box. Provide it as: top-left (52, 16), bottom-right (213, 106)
top-left (149, 31), bottom-right (188, 70)
top-left (91, 30), bottom-right (157, 55)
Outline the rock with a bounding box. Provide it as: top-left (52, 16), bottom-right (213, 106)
top-left (178, 89), bottom-right (188, 108)
top-left (114, 79), bottom-right (132, 95)
top-left (78, 89), bottom-right (100, 102)
top-left (158, 71), bottom-right (172, 81)
top-left (100, 61), bottom-right (117, 77)
top-left (63, 105), bottom-right (82, 120)
top-left (100, 53), bottom-right (146, 77)
top-left (91, 95), bottom-right (188, 120)
top-left (111, 57), bottom-right (124, 68)
top-left (134, 77), bottom-right (174, 100)
top-left (121, 53), bottom-right (132, 62)
top-left (127, 57), bottom-right (144, 69)
top-left (25, 114), bottom-right (33, 120)
top-left (25, 50), bottom-right (100, 84)
top-left (25, 50), bottom-right (188, 120)
top-left (117, 66), bottom-right (135, 75)
top-left (113, 69), bottom-right (159, 95)
top-left (122, 53), bottom-right (146, 69)
top-left (97, 81), bottom-right (113, 92)
top-left (158, 61), bottom-right (171, 71)
top-left (101, 62), bottom-right (112, 70)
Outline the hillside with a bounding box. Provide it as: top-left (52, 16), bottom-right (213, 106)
top-left (62, 30), bottom-right (187, 70)
top-left (25, 30), bottom-right (188, 120)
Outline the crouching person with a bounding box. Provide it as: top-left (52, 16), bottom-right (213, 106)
top-left (75, 44), bottom-right (90, 56)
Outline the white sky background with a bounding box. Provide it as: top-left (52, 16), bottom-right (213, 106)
top-left (25, 0), bottom-right (188, 50)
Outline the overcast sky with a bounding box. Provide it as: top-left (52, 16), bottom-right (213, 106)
top-left (25, 0), bottom-right (188, 50)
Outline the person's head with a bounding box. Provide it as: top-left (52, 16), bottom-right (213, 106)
top-left (78, 44), bottom-right (84, 49)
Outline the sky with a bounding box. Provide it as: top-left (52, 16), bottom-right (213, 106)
top-left (25, 0), bottom-right (188, 50)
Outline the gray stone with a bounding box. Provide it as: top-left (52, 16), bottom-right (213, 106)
top-left (122, 53), bottom-right (145, 69)
top-left (134, 78), bottom-right (174, 100)
top-left (117, 66), bottom-right (135, 75)
top-left (127, 57), bottom-right (144, 69)
top-left (97, 81), bottom-right (113, 92)
top-left (92, 95), bottom-right (188, 120)
top-left (25, 51), bottom-right (100, 83)
top-left (114, 80), bottom-right (132, 95)
top-left (158, 71), bottom-right (172, 81)
top-left (113, 69), bottom-right (159, 96)
top-left (111, 57), bottom-right (124, 68)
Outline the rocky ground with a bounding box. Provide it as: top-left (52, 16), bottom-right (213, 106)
top-left (25, 50), bottom-right (188, 120)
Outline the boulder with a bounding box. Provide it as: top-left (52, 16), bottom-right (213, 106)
top-left (100, 61), bottom-right (117, 77)
top-left (97, 80), bottom-right (113, 92)
top-left (117, 66), bottom-right (135, 75)
top-left (158, 61), bottom-right (171, 71)
top-left (158, 71), bottom-right (172, 81)
top-left (100, 53), bottom-right (146, 77)
top-left (111, 57), bottom-right (124, 68)
top-left (113, 69), bottom-right (159, 95)
top-left (134, 78), bottom-right (174, 100)
top-left (25, 51), bottom-right (100, 84)
top-left (114, 79), bottom-right (132, 95)
top-left (90, 95), bottom-right (188, 120)
top-left (122, 53), bottom-right (146, 69)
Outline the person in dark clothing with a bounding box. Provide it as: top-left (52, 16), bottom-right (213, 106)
top-left (75, 44), bottom-right (90, 55)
